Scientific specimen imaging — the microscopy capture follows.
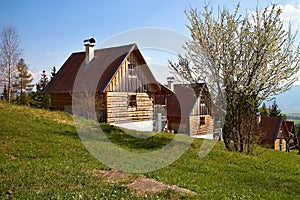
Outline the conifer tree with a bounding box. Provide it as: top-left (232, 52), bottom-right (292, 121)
top-left (50, 66), bottom-right (56, 80)
top-left (39, 70), bottom-right (48, 90)
top-left (269, 101), bottom-right (281, 117)
top-left (13, 58), bottom-right (33, 104)
top-left (31, 70), bottom-right (51, 109)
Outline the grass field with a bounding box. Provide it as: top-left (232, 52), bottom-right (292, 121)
top-left (1, 101), bottom-right (300, 199)
top-left (292, 120), bottom-right (300, 126)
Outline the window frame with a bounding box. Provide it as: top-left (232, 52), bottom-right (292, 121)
top-left (128, 94), bottom-right (137, 108)
top-left (128, 63), bottom-right (137, 78)
top-left (200, 116), bottom-right (205, 126)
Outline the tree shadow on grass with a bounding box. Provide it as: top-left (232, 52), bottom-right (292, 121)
top-left (100, 123), bottom-right (175, 151)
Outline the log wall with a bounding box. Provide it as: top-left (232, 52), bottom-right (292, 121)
top-left (106, 92), bottom-right (153, 124)
top-left (51, 93), bottom-right (72, 111)
top-left (188, 94), bottom-right (213, 136)
top-left (95, 93), bottom-right (107, 122)
top-left (189, 115), bottom-right (214, 136)
top-left (274, 138), bottom-right (287, 151)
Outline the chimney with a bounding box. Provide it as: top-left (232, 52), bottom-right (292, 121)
top-left (84, 38), bottom-right (96, 64)
top-left (256, 111), bottom-right (261, 124)
top-left (167, 77), bottom-right (175, 91)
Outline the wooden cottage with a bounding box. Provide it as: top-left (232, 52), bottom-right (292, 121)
top-left (162, 82), bottom-right (214, 136)
top-left (44, 40), bottom-right (165, 130)
top-left (260, 116), bottom-right (295, 151)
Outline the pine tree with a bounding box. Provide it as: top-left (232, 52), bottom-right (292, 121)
top-left (39, 70), bottom-right (48, 90)
top-left (269, 101), bottom-right (281, 117)
top-left (30, 83), bottom-right (42, 108)
top-left (31, 70), bottom-right (51, 109)
top-left (13, 58), bottom-right (34, 104)
top-left (50, 66), bottom-right (56, 80)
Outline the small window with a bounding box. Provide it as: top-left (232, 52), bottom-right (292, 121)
top-left (200, 100), bottom-right (206, 114)
top-left (128, 63), bottom-right (136, 78)
top-left (128, 95), bottom-right (137, 107)
top-left (200, 116), bottom-right (205, 126)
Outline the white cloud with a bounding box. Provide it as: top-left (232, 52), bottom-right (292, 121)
top-left (29, 70), bottom-right (37, 80)
top-left (145, 56), bottom-right (152, 63)
top-left (294, 73), bottom-right (300, 85)
top-left (249, 3), bottom-right (300, 30)
top-left (45, 51), bottom-right (59, 56)
top-left (30, 70), bottom-right (40, 90)
top-left (278, 3), bottom-right (300, 28)
top-left (278, 3), bottom-right (300, 86)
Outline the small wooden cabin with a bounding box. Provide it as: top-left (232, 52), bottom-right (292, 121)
top-left (44, 40), bottom-right (164, 130)
top-left (260, 116), bottom-right (295, 151)
top-left (164, 83), bottom-right (214, 136)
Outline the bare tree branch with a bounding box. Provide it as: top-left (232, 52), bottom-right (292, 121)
top-left (0, 25), bottom-right (22, 102)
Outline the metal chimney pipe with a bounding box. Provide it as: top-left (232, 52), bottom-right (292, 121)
top-left (84, 38), bottom-right (96, 64)
top-left (167, 77), bottom-right (175, 91)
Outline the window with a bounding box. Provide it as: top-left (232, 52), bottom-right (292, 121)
top-left (128, 95), bottom-right (137, 107)
top-left (200, 116), bottom-right (205, 126)
top-left (128, 63), bottom-right (136, 78)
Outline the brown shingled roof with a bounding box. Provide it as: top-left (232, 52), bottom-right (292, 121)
top-left (44, 52), bottom-right (85, 94)
top-left (260, 116), bottom-right (291, 141)
top-left (44, 43), bottom-right (159, 94)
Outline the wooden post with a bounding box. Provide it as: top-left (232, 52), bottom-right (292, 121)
top-left (157, 113), bottom-right (162, 132)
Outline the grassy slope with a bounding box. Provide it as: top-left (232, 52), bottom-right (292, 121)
top-left (0, 101), bottom-right (300, 199)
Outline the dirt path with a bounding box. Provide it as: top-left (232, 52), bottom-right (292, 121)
top-left (92, 168), bottom-right (197, 197)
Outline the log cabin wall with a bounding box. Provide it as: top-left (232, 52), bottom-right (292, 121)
top-left (274, 138), bottom-right (286, 151)
top-left (51, 93), bottom-right (72, 111)
top-left (189, 94), bottom-right (213, 136)
top-left (95, 93), bottom-right (107, 122)
top-left (106, 92), bottom-right (153, 123)
top-left (104, 51), bottom-right (154, 124)
top-left (189, 115), bottom-right (214, 136)
top-left (167, 94), bottom-right (214, 135)
top-left (44, 44), bottom-right (159, 126)
top-left (274, 130), bottom-right (287, 151)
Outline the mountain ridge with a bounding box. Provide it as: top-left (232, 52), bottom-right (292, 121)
top-left (272, 85), bottom-right (300, 114)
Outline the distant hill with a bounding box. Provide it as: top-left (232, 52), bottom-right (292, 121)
top-left (275, 85), bottom-right (300, 114)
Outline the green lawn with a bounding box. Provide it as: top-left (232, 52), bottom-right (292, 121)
top-left (1, 101), bottom-right (300, 199)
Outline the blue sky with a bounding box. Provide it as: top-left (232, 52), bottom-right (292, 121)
top-left (1, 0), bottom-right (300, 84)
